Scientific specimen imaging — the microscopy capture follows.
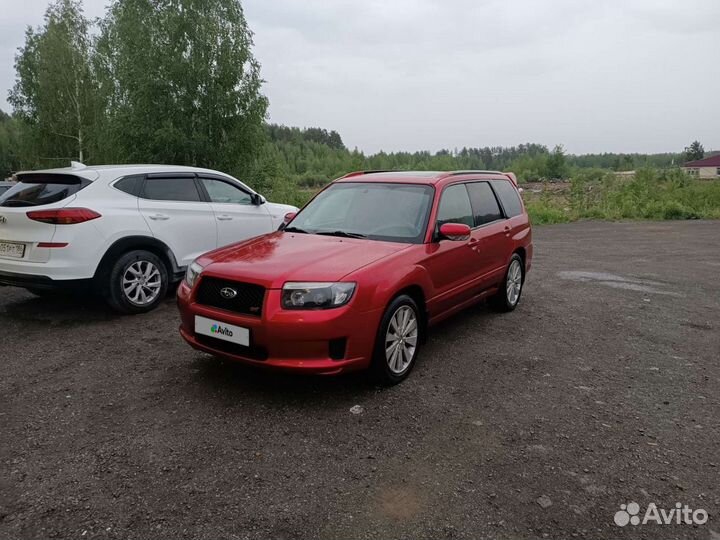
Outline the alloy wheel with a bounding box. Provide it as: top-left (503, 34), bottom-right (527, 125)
top-left (385, 305), bottom-right (418, 374)
top-left (122, 260), bottom-right (162, 306)
top-left (506, 259), bottom-right (523, 306)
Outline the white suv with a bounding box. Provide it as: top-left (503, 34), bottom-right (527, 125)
top-left (0, 163), bottom-right (297, 313)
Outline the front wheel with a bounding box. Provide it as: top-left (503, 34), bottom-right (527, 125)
top-left (370, 295), bottom-right (422, 385)
top-left (490, 254), bottom-right (524, 312)
top-left (104, 250), bottom-right (168, 314)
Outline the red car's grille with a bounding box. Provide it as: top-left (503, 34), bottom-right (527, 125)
top-left (195, 277), bottom-right (265, 316)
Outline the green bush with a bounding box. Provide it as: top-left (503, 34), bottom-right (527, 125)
top-left (525, 199), bottom-right (572, 224)
top-left (553, 168), bottom-right (720, 223)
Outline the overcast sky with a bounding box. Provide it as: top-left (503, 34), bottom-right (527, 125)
top-left (1, 0), bottom-right (718, 155)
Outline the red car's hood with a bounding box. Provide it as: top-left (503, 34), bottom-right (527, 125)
top-left (200, 231), bottom-right (410, 288)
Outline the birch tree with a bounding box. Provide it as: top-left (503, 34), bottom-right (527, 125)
top-left (97, 0), bottom-right (268, 175)
top-left (9, 0), bottom-right (98, 166)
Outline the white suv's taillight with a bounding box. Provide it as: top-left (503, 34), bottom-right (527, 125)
top-left (26, 208), bottom-right (102, 225)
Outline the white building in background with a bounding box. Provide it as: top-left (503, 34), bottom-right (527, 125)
top-left (682, 154), bottom-right (720, 179)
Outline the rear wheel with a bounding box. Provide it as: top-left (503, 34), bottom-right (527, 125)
top-left (370, 295), bottom-right (422, 385)
top-left (490, 254), bottom-right (524, 312)
top-left (105, 250), bottom-right (168, 314)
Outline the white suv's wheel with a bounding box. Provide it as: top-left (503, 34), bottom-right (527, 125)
top-left (106, 250), bottom-right (168, 314)
top-left (122, 260), bottom-right (163, 306)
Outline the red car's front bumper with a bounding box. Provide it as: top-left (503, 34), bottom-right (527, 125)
top-left (177, 281), bottom-right (382, 374)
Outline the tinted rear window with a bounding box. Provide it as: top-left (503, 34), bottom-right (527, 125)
top-left (114, 175), bottom-right (143, 197)
top-left (141, 177), bottom-right (201, 202)
top-left (0, 174), bottom-right (90, 207)
top-left (491, 180), bottom-right (523, 217)
top-left (467, 182), bottom-right (503, 225)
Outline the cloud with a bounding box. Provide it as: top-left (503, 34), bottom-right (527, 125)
top-left (1, 0), bottom-right (719, 154)
top-left (245, 0), bottom-right (720, 153)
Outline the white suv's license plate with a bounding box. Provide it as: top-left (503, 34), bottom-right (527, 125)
top-left (0, 241), bottom-right (25, 258)
top-left (195, 315), bottom-right (249, 346)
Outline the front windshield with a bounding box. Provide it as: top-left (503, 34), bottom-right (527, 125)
top-left (288, 182), bottom-right (434, 244)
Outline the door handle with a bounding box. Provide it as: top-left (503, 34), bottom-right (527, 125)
top-left (217, 215), bottom-right (233, 221)
top-left (148, 213), bottom-right (170, 221)
top-left (504, 225), bottom-right (511, 236)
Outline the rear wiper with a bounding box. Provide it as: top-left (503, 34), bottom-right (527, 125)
top-left (316, 230), bottom-right (367, 239)
top-left (283, 226), bottom-right (308, 234)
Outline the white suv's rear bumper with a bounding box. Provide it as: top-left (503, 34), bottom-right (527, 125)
top-left (0, 269), bottom-right (93, 290)
top-left (0, 243), bottom-right (100, 284)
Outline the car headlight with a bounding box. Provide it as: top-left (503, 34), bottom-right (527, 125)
top-left (282, 282), bottom-right (356, 309)
top-left (184, 261), bottom-right (205, 288)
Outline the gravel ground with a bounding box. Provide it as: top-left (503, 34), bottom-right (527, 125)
top-left (1, 220), bottom-right (719, 540)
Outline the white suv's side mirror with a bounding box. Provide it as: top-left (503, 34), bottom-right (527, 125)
top-left (252, 193), bottom-right (266, 205)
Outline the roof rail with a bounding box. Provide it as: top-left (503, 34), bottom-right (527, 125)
top-left (340, 170), bottom-right (395, 178)
top-left (446, 170), bottom-right (504, 176)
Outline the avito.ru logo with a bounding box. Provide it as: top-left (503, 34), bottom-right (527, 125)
top-left (210, 324), bottom-right (233, 337)
top-left (614, 502), bottom-right (708, 527)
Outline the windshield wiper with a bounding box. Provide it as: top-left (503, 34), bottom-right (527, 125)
top-left (283, 226), bottom-right (308, 234)
top-left (316, 230), bottom-right (367, 239)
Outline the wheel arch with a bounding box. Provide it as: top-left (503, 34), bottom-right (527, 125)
top-left (512, 247), bottom-right (527, 280)
top-left (386, 284), bottom-right (429, 339)
top-left (94, 236), bottom-right (182, 284)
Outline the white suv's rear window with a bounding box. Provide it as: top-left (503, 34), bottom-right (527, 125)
top-left (0, 174), bottom-right (90, 208)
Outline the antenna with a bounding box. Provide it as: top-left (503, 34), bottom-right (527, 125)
top-left (70, 161), bottom-right (87, 170)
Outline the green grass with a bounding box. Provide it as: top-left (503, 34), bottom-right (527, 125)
top-left (524, 199), bottom-right (572, 224)
top-left (523, 168), bottom-right (720, 224)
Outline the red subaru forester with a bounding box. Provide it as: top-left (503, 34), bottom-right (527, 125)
top-left (177, 170), bottom-right (532, 384)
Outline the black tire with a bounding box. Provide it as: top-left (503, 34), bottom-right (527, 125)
top-left (104, 250), bottom-right (168, 314)
top-left (490, 253), bottom-right (524, 312)
top-left (370, 294), bottom-right (423, 385)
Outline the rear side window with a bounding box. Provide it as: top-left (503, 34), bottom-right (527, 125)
top-left (142, 177), bottom-right (201, 202)
top-left (491, 180), bottom-right (523, 217)
top-left (0, 174), bottom-right (90, 207)
top-left (467, 182), bottom-right (503, 225)
top-left (437, 184), bottom-right (474, 228)
top-left (114, 175), bottom-right (142, 197)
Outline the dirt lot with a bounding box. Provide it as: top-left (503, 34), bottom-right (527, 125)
top-left (1, 221), bottom-right (718, 540)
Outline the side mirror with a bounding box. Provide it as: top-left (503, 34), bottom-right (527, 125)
top-left (252, 193), bottom-right (266, 205)
top-left (278, 212), bottom-right (297, 231)
top-left (439, 222), bottom-right (471, 241)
